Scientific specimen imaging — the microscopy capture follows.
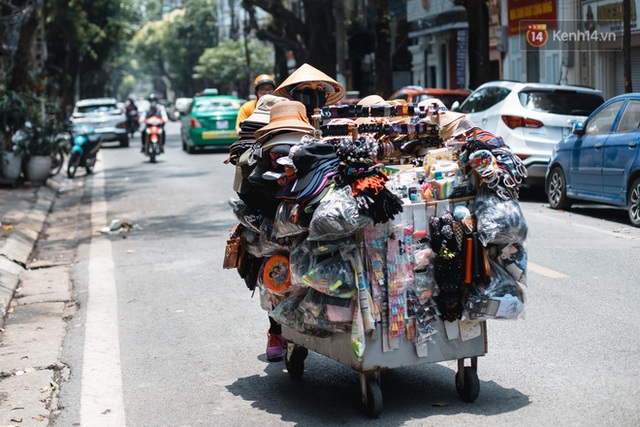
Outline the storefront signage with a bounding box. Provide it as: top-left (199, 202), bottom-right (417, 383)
top-left (507, 0), bottom-right (557, 35)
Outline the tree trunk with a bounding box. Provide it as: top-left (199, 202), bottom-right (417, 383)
top-left (10, 6), bottom-right (38, 91)
top-left (463, 0), bottom-right (491, 89)
top-left (373, 0), bottom-right (393, 98)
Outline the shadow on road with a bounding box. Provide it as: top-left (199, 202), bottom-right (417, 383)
top-left (227, 353), bottom-right (529, 424)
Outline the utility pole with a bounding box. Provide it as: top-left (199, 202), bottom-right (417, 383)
top-left (623, 0), bottom-right (633, 93)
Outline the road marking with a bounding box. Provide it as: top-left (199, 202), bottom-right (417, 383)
top-left (528, 261), bottom-right (568, 279)
top-left (81, 153), bottom-right (127, 425)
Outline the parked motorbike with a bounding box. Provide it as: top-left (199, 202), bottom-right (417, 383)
top-left (142, 116), bottom-right (165, 163)
top-left (126, 109), bottom-right (140, 137)
top-left (67, 125), bottom-right (102, 178)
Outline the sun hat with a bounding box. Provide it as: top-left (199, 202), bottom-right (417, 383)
top-left (254, 100), bottom-right (315, 142)
top-left (244, 94), bottom-right (289, 126)
top-left (273, 63), bottom-right (345, 105)
top-left (354, 95), bottom-right (386, 125)
top-left (417, 98), bottom-right (466, 140)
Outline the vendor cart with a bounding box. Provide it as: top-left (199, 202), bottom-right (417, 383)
top-left (282, 311), bottom-right (486, 417)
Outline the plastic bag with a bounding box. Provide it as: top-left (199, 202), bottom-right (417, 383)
top-left (465, 259), bottom-right (524, 320)
top-left (475, 188), bottom-right (528, 246)
top-left (231, 199), bottom-right (265, 233)
top-left (308, 185), bottom-right (372, 241)
top-left (273, 201), bottom-right (310, 238)
top-left (300, 253), bottom-right (356, 298)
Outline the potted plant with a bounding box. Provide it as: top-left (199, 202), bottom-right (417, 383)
top-left (0, 89), bottom-right (29, 182)
top-left (12, 110), bottom-right (66, 185)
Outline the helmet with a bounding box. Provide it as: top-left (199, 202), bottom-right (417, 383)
top-left (148, 93), bottom-right (158, 102)
top-left (254, 74), bottom-right (276, 90)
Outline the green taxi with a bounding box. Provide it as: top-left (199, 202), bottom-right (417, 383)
top-left (180, 90), bottom-right (243, 153)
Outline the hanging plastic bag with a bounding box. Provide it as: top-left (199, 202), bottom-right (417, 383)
top-left (273, 201), bottom-right (310, 238)
top-left (475, 188), bottom-right (528, 246)
top-left (308, 185), bottom-right (372, 241)
top-left (465, 259), bottom-right (524, 320)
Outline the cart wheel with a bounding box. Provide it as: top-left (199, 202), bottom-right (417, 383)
top-left (285, 344), bottom-right (308, 379)
top-left (456, 366), bottom-right (480, 403)
top-left (361, 379), bottom-right (383, 418)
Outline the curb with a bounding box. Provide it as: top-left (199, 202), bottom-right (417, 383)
top-left (0, 178), bottom-right (57, 323)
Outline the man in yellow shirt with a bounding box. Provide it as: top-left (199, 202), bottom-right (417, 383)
top-left (235, 74), bottom-right (276, 131)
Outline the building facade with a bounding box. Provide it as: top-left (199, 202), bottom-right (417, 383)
top-left (406, 0), bottom-right (640, 99)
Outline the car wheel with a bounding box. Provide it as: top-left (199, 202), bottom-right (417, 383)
top-left (628, 178), bottom-right (640, 227)
top-left (547, 166), bottom-right (572, 210)
top-left (186, 144), bottom-right (195, 154)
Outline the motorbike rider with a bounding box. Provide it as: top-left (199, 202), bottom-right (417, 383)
top-left (139, 93), bottom-right (169, 153)
top-left (125, 98), bottom-right (139, 136)
top-left (235, 74), bottom-right (276, 132)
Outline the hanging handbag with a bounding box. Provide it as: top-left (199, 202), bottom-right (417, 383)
top-left (223, 224), bottom-right (246, 270)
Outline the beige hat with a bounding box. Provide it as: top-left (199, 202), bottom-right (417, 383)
top-left (357, 94), bottom-right (385, 107)
top-left (254, 100), bottom-right (315, 142)
top-left (244, 94), bottom-right (289, 125)
top-left (417, 98), bottom-right (466, 139)
top-left (273, 63), bottom-right (345, 105)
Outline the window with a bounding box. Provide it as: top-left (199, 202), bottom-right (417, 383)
top-left (518, 90), bottom-right (604, 115)
top-left (585, 100), bottom-right (624, 135)
top-left (615, 100), bottom-right (640, 133)
top-left (458, 86), bottom-right (510, 113)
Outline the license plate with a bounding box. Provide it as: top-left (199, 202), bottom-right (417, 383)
top-left (216, 120), bottom-right (229, 129)
top-left (202, 130), bottom-right (235, 139)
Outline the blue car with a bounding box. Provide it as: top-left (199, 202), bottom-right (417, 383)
top-left (545, 93), bottom-right (640, 227)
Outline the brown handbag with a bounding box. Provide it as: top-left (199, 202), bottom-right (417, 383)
top-left (223, 224), bottom-right (245, 270)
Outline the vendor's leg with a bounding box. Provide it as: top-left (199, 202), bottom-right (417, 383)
top-left (266, 316), bottom-right (285, 362)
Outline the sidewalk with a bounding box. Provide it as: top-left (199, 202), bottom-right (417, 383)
top-left (0, 173), bottom-right (83, 426)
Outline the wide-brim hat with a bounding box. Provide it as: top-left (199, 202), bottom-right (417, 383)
top-left (244, 94), bottom-right (289, 125)
top-left (254, 100), bottom-right (315, 142)
top-left (435, 110), bottom-right (467, 140)
top-left (417, 98), bottom-right (466, 139)
top-left (273, 63), bottom-right (345, 106)
top-left (354, 95), bottom-right (386, 125)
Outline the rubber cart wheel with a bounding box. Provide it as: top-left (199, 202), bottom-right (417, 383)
top-left (285, 345), bottom-right (308, 379)
top-left (456, 366), bottom-right (480, 403)
top-left (361, 379), bottom-right (383, 418)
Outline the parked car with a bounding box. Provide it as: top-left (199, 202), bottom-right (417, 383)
top-left (545, 93), bottom-right (640, 227)
top-left (388, 86), bottom-right (471, 110)
top-left (180, 93), bottom-right (242, 153)
top-left (69, 98), bottom-right (129, 147)
top-left (456, 81), bottom-right (605, 185)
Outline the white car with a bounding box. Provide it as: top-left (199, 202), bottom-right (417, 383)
top-left (69, 98), bottom-right (129, 147)
top-left (456, 81), bottom-right (604, 185)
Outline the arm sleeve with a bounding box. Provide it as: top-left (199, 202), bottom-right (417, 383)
top-left (235, 100), bottom-right (256, 131)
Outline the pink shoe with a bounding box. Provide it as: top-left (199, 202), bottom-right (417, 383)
top-left (266, 332), bottom-right (286, 361)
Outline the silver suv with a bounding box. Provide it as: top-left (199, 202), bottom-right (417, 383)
top-left (70, 98), bottom-right (129, 147)
top-left (456, 81), bottom-right (604, 186)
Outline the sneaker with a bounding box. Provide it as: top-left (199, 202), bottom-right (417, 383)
top-left (266, 332), bottom-right (286, 361)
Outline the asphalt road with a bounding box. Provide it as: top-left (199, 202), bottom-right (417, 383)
top-left (51, 121), bottom-right (640, 426)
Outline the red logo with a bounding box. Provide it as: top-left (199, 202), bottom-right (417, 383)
top-left (526, 23), bottom-right (548, 48)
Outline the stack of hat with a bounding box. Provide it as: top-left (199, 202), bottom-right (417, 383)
top-left (277, 141), bottom-right (340, 207)
top-left (247, 100), bottom-right (315, 189)
top-left (230, 95), bottom-right (288, 160)
top-left (232, 95), bottom-right (289, 195)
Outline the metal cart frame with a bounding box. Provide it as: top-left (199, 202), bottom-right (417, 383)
top-left (282, 318), bottom-right (487, 417)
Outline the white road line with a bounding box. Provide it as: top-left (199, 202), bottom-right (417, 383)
top-left (528, 261), bottom-right (568, 279)
top-left (81, 153), bottom-right (126, 425)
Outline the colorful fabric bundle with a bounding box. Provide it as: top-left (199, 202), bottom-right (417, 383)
top-left (350, 171), bottom-right (403, 224)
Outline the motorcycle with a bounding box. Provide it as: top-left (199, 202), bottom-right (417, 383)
top-left (126, 109), bottom-right (140, 137)
top-left (142, 115), bottom-right (165, 163)
top-left (67, 125), bottom-right (102, 178)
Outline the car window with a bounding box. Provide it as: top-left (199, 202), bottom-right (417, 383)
top-left (518, 90), bottom-right (604, 116)
top-left (457, 87), bottom-right (510, 113)
top-left (585, 100), bottom-right (624, 135)
top-left (77, 104), bottom-right (119, 114)
top-left (195, 99), bottom-right (241, 111)
top-left (615, 100), bottom-right (640, 133)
